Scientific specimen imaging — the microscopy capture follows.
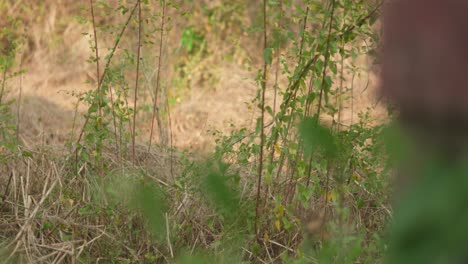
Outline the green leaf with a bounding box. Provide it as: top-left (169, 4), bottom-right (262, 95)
top-left (265, 105), bottom-right (274, 117)
top-left (263, 48), bottom-right (273, 65)
top-left (299, 116), bottom-right (337, 159)
top-left (324, 76), bottom-right (333, 91)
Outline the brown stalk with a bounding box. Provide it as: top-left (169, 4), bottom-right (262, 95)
top-left (16, 54), bottom-right (23, 142)
top-left (315, 0), bottom-right (336, 210)
top-left (148, 0), bottom-right (166, 153)
top-left (316, 0), bottom-right (336, 120)
top-left (272, 0), bottom-right (284, 117)
top-left (108, 85), bottom-right (120, 154)
top-left (0, 68), bottom-right (7, 105)
top-left (165, 93), bottom-right (174, 179)
top-left (89, 0), bottom-right (101, 118)
top-left (0, 172), bottom-right (13, 212)
top-left (304, 0), bottom-right (336, 187)
top-left (298, 6), bottom-right (310, 62)
top-left (89, 0), bottom-right (105, 178)
top-left (132, 0), bottom-right (142, 166)
top-left (336, 41), bottom-right (345, 132)
top-left (255, 0), bottom-right (269, 242)
top-left (262, 0), bottom-right (284, 225)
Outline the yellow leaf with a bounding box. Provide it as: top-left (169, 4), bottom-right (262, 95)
top-left (265, 171), bottom-right (271, 185)
top-left (278, 205), bottom-right (284, 217)
top-left (275, 220), bottom-right (281, 232)
top-left (274, 143), bottom-right (281, 154)
top-left (353, 171), bottom-right (361, 181)
top-left (326, 190), bottom-right (338, 202)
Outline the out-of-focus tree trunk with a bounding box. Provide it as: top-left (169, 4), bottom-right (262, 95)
top-left (382, 1), bottom-right (468, 263)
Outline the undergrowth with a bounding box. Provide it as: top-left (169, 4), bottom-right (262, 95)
top-left (0, 0), bottom-right (390, 263)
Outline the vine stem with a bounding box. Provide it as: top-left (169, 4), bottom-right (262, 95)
top-left (255, 0), bottom-right (268, 242)
top-left (132, 0), bottom-right (142, 166)
top-left (148, 0), bottom-right (166, 153)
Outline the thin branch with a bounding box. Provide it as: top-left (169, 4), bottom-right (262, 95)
top-left (16, 54), bottom-right (23, 142)
top-left (316, 0), bottom-right (337, 119)
top-left (0, 172), bottom-right (13, 212)
top-left (89, 0), bottom-right (101, 117)
top-left (148, 0), bottom-right (167, 153)
top-left (132, 0), bottom-right (142, 165)
top-left (0, 68), bottom-right (7, 105)
top-left (255, 0), bottom-right (269, 242)
top-left (166, 94), bottom-right (174, 178)
top-left (298, 6), bottom-right (310, 63)
top-left (272, 0), bottom-right (284, 117)
top-left (89, 0), bottom-right (105, 178)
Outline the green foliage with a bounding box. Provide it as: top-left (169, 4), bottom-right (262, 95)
top-left (210, 0), bottom-right (388, 262)
top-left (1, 0), bottom-right (392, 263)
top-left (387, 159), bottom-right (468, 264)
top-left (299, 116), bottom-right (338, 159)
top-left (0, 17), bottom-right (22, 163)
top-left (181, 26), bottom-right (205, 54)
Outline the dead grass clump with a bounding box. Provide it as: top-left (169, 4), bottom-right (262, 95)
top-left (0, 143), bottom-right (175, 262)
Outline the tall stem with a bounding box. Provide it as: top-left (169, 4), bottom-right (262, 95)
top-left (132, 0), bottom-right (142, 165)
top-left (255, 0), bottom-right (269, 241)
top-left (148, 0), bottom-right (166, 153)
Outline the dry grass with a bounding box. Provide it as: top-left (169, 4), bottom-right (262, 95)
top-left (0, 144), bottom-right (176, 263)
